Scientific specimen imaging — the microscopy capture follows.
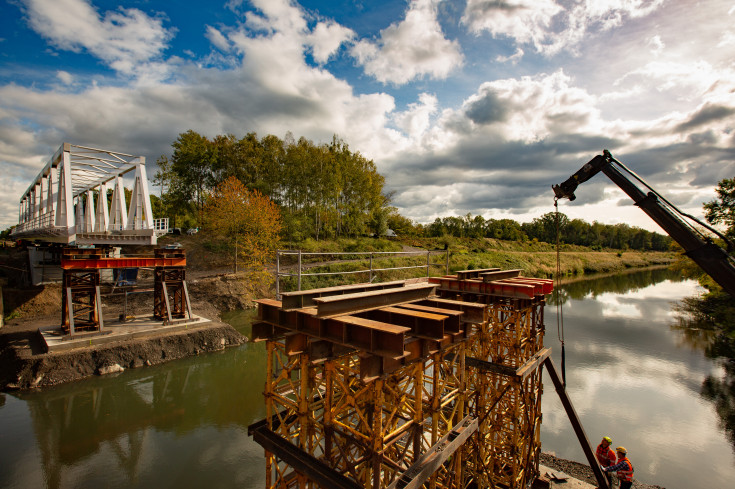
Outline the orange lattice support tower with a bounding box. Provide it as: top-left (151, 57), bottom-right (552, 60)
top-left (249, 273), bottom-right (552, 489)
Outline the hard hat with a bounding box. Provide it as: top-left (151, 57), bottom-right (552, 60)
top-left (603, 436), bottom-right (612, 443)
top-left (616, 446), bottom-right (627, 454)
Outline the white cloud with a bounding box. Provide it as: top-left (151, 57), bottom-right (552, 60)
top-left (205, 25), bottom-right (231, 51)
top-left (0, 0), bottom-right (401, 230)
top-left (462, 0), bottom-right (665, 56)
top-left (496, 47), bottom-right (524, 64)
top-left (350, 0), bottom-right (463, 85)
top-left (2, 0), bottom-right (734, 236)
top-left (21, 0), bottom-right (174, 74)
top-left (56, 70), bottom-right (73, 85)
top-left (647, 35), bottom-right (665, 56)
top-left (393, 92), bottom-right (438, 141)
top-left (307, 21), bottom-right (355, 64)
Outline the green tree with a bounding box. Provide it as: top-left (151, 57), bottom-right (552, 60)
top-left (704, 177), bottom-right (735, 241)
top-left (171, 130), bottom-right (217, 211)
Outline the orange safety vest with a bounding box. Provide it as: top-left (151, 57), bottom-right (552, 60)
top-left (596, 444), bottom-right (615, 466)
top-left (617, 457), bottom-right (634, 482)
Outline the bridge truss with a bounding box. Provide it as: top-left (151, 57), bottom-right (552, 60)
top-left (12, 143), bottom-right (159, 246)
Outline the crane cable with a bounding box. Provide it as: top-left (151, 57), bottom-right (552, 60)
top-left (554, 198), bottom-right (567, 387)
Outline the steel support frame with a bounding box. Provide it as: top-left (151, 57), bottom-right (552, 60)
top-left (253, 280), bottom-right (550, 489)
top-left (448, 293), bottom-right (546, 489)
top-left (61, 269), bottom-right (102, 333)
top-left (260, 333), bottom-right (470, 489)
top-left (153, 268), bottom-right (187, 320)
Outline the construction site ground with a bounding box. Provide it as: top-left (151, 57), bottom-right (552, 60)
top-left (0, 268), bottom-right (256, 390)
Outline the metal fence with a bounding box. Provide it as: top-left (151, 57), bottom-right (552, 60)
top-left (275, 249), bottom-right (450, 299)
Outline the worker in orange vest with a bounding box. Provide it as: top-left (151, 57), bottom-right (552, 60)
top-left (595, 436), bottom-right (616, 487)
top-left (602, 446), bottom-right (634, 489)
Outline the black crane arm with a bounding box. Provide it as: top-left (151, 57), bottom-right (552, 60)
top-left (553, 150), bottom-right (735, 299)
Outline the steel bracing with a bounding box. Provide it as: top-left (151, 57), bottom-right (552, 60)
top-left (59, 247), bottom-right (192, 335)
top-left (12, 143), bottom-right (158, 245)
top-left (249, 273), bottom-right (552, 489)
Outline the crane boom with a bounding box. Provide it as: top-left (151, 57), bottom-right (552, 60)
top-left (552, 150), bottom-right (735, 299)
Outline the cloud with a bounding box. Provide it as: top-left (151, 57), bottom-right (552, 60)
top-left (676, 104), bottom-right (735, 132)
top-left (0, 0), bottom-right (401, 230)
top-left (462, 0), bottom-right (665, 56)
top-left (2, 0), bottom-right (733, 235)
top-left (205, 25), bottom-right (231, 51)
top-left (647, 35), bottom-right (665, 56)
top-left (307, 21), bottom-right (355, 64)
top-left (350, 0), bottom-right (463, 84)
top-left (21, 0), bottom-right (174, 74)
top-left (56, 70), bottom-right (73, 85)
top-left (496, 47), bottom-right (524, 64)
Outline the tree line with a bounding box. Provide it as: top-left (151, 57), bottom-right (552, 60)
top-left (154, 130), bottom-right (388, 241)
top-left (421, 213), bottom-right (672, 251)
top-left (153, 129), bottom-right (674, 251)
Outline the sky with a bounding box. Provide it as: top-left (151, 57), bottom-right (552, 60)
top-left (1, 0), bottom-right (734, 233)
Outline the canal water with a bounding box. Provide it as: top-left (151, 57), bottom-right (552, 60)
top-left (0, 269), bottom-right (732, 488)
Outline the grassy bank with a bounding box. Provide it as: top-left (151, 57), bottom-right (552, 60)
top-left (269, 236), bottom-right (676, 291)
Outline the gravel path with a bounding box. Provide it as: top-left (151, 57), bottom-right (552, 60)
top-left (540, 453), bottom-right (665, 489)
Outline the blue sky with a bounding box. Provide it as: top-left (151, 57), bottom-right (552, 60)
top-left (1, 0), bottom-right (734, 232)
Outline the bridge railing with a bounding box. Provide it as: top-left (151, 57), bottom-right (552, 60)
top-left (13, 210), bottom-right (56, 234)
top-left (275, 249), bottom-right (450, 299)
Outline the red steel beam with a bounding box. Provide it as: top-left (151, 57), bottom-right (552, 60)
top-left (428, 276), bottom-right (553, 298)
top-left (61, 257), bottom-right (186, 269)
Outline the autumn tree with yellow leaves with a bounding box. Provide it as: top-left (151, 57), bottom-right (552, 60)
top-left (203, 176), bottom-right (282, 292)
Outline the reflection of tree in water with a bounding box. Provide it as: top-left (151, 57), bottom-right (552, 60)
top-left (701, 347), bottom-right (735, 452)
top-left (548, 267), bottom-right (683, 306)
top-left (14, 345), bottom-right (266, 488)
top-left (674, 297), bottom-right (735, 453)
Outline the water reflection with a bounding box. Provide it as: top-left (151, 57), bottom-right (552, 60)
top-left (673, 311), bottom-right (735, 453)
top-left (2, 343), bottom-right (267, 489)
top-left (541, 268), bottom-right (735, 489)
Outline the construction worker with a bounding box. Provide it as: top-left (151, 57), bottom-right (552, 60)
top-left (602, 446), bottom-right (634, 489)
top-left (596, 436), bottom-right (616, 486)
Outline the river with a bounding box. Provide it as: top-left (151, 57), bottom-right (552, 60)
top-left (0, 269), bottom-right (732, 488)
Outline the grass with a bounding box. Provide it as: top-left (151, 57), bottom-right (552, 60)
top-left (276, 236), bottom-right (676, 292)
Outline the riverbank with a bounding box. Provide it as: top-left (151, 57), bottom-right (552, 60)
top-left (0, 272), bottom-right (256, 391)
top-left (540, 453), bottom-right (665, 489)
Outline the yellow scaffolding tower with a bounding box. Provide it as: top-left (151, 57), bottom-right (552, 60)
top-left (250, 274), bottom-right (552, 489)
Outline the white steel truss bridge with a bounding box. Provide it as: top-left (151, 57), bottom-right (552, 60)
top-left (11, 143), bottom-right (163, 246)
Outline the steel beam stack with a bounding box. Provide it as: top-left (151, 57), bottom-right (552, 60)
top-left (249, 271), bottom-right (552, 489)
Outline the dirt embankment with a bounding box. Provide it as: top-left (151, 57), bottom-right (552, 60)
top-left (1, 267), bottom-right (258, 391)
top-left (540, 453), bottom-right (665, 489)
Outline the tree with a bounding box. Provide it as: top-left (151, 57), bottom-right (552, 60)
top-left (704, 177), bottom-right (735, 241)
top-left (171, 130), bottom-right (217, 211)
top-left (203, 177), bottom-right (282, 292)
